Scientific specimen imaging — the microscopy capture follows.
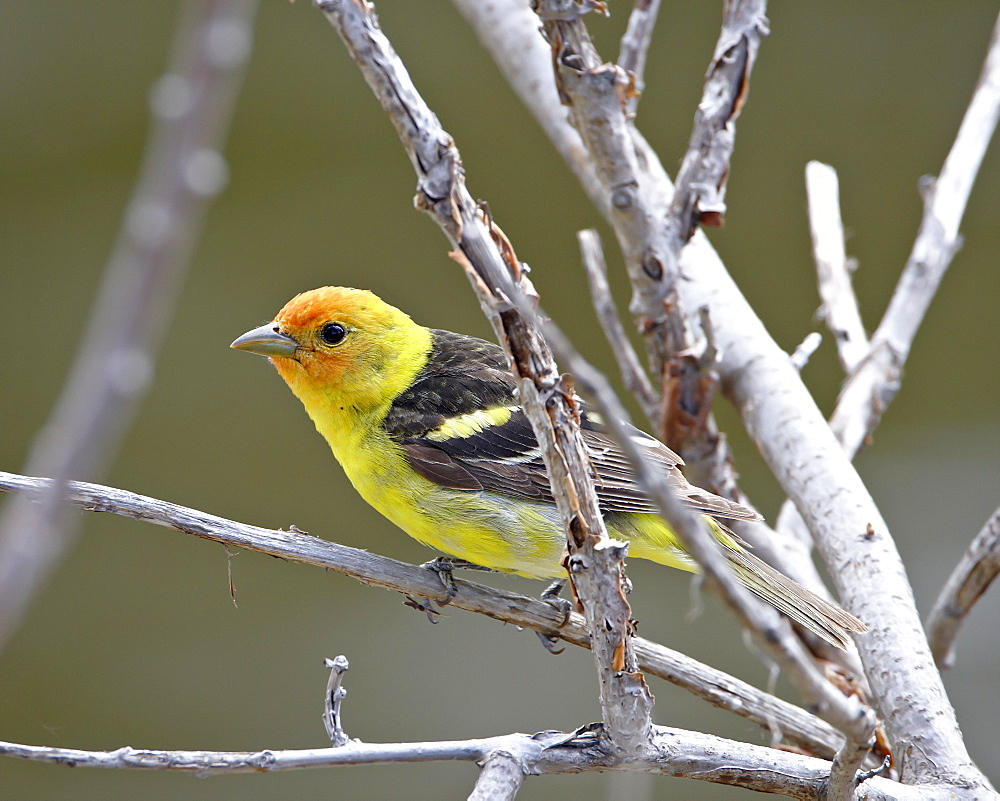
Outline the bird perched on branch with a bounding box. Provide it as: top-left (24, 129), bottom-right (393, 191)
top-left (232, 286), bottom-right (865, 649)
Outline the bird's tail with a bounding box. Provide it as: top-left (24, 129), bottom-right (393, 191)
top-left (722, 545), bottom-right (866, 650)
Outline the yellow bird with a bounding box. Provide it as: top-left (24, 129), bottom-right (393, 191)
top-left (232, 286), bottom-right (864, 648)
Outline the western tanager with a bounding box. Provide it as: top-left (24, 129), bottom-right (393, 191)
top-left (232, 286), bottom-right (864, 649)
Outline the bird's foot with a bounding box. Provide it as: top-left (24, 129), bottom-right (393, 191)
top-left (540, 579), bottom-right (573, 621)
top-left (534, 579), bottom-right (572, 654)
top-left (420, 556), bottom-right (494, 605)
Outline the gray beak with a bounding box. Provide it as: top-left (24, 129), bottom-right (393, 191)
top-left (230, 323), bottom-right (299, 358)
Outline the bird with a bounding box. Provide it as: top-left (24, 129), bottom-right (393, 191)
top-left (231, 286), bottom-right (865, 649)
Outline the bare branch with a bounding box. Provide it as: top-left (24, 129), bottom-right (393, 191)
top-left (578, 229), bottom-right (660, 423)
top-left (0, 734), bottom-right (533, 774)
top-left (0, 0), bottom-right (258, 652)
top-left (656, 0), bottom-right (768, 483)
top-left (617, 0), bottom-right (661, 118)
top-left (531, 2), bottom-right (774, 556)
top-left (0, 470), bottom-right (845, 757)
top-left (830, 14), bottom-right (1000, 456)
top-left (664, 0), bottom-right (768, 237)
top-left (926, 508), bottom-right (1000, 670)
top-left (532, 0), bottom-right (865, 691)
top-left (805, 161), bottom-right (868, 373)
top-left (776, 21), bottom-right (998, 583)
top-left (677, 231), bottom-right (990, 789)
top-left (0, 725), bottom-right (931, 799)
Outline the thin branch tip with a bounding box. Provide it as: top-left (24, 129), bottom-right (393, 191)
top-left (323, 654), bottom-right (352, 746)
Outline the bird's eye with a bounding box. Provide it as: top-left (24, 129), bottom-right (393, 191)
top-left (319, 322), bottom-right (348, 346)
top-left (319, 322), bottom-right (348, 345)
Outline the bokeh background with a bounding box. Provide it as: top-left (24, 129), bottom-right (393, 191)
top-left (1, 2), bottom-right (997, 799)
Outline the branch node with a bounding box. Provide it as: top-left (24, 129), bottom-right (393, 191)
top-left (322, 655), bottom-right (353, 747)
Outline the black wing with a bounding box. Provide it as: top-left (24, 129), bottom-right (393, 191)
top-left (384, 330), bottom-right (760, 521)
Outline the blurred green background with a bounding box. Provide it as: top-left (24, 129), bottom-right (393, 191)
top-left (1, 2), bottom-right (997, 799)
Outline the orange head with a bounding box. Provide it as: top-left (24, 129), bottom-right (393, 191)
top-left (232, 287), bottom-right (432, 426)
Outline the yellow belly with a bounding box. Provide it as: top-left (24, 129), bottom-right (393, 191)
top-left (327, 423), bottom-right (698, 579)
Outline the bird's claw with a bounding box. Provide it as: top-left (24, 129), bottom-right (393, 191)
top-left (420, 556), bottom-right (494, 605)
top-left (420, 557), bottom-right (459, 605)
top-left (540, 579), bottom-right (573, 625)
top-left (403, 594), bottom-right (441, 623)
top-left (532, 579), bottom-right (571, 654)
top-left (534, 631), bottom-right (565, 654)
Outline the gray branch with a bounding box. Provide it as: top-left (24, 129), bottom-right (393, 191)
top-left (805, 161), bottom-right (868, 373)
top-left (770, 31), bottom-right (999, 741)
top-left (926, 508), bottom-right (1000, 670)
top-left (451, 0), bottom-right (607, 215)
top-left (617, 0), bottom-right (661, 119)
top-left (0, 0), bottom-right (258, 653)
top-left (578, 230), bottom-right (660, 424)
top-left (509, 0), bottom-right (858, 686)
top-left (530, 2), bottom-right (777, 589)
top-left (664, 0), bottom-right (768, 239)
top-left (453, 1), bottom-right (796, 587)
top-left (0, 724), bottom-right (933, 799)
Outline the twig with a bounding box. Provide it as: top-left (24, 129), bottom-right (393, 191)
top-left (0, 725), bottom-right (925, 799)
top-left (0, 470), bottom-right (845, 758)
top-left (617, 0), bottom-right (661, 119)
top-left (926, 508), bottom-right (1000, 669)
top-left (537, 316), bottom-right (880, 800)
top-left (829, 13), bottom-right (1000, 456)
top-left (790, 332), bottom-right (823, 372)
top-left (771, 15), bottom-right (1000, 736)
top-left (805, 161), bottom-right (868, 373)
top-left (460, 8), bottom-right (878, 775)
top-left (0, 733), bottom-right (547, 775)
top-left (664, 0), bottom-right (768, 237)
top-left (322, 656), bottom-right (352, 746)
top-left (678, 229), bottom-right (988, 790)
top-left (315, 0), bottom-right (655, 757)
top-left (577, 229), bottom-right (660, 424)
top-left (0, 0), bottom-right (258, 652)
top-left (535, 0), bottom-right (860, 679)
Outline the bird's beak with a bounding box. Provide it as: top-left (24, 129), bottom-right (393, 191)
top-left (231, 323), bottom-right (300, 358)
